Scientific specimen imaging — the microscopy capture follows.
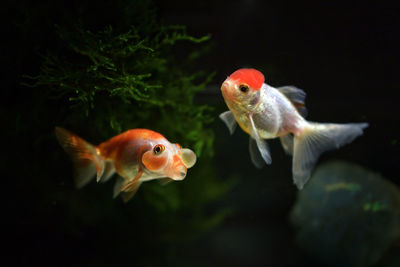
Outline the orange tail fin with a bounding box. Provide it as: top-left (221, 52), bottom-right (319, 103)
top-left (55, 127), bottom-right (105, 188)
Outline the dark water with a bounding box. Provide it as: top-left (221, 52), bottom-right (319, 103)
top-left (6, 1), bottom-right (400, 266)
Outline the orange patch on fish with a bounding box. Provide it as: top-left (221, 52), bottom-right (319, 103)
top-left (142, 153), bottom-right (167, 170)
top-left (99, 129), bottom-right (165, 159)
top-left (229, 68), bottom-right (265, 90)
top-left (173, 154), bottom-right (186, 170)
top-left (173, 154), bottom-right (181, 164)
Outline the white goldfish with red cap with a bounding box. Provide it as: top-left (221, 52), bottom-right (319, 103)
top-left (55, 127), bottom-right (196, 202)
top-left (220, 68), bottom-right (368, 189)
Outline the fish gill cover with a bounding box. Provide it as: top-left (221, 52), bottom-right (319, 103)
top-left (17, 0), bottom-right (235, 265)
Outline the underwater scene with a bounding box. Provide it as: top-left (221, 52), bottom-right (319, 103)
top-left (7, 0), bottom-right (400, 266)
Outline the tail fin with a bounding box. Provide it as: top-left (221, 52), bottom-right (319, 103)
top-left (55, 127), bottom-right (105, 188)
top-left (292, 122), bottom-right (368, 189)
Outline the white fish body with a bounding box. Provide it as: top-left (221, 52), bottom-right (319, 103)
top-left (220, 68), bottom-right (368, 189)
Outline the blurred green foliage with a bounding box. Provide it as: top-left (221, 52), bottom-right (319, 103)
top-left (29, 22), bottom-right (214, 156)
top-left (16, 0), bottom-right (235, 265)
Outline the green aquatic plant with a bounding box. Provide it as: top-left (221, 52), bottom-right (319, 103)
top-left (32, 23), bottom-right (214, 156)
top-left (363, 201), bottom-right (388, 212)
top-left (34, 20), bottom-right (221, 198)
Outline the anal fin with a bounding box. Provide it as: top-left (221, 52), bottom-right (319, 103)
top-left (100, 161), bottom-right (116, 183)
top-left (280, 134), bottom-right (294, 155)
top-left (219, 110), bottom-right (237, 135)
top-left (248, 114), bottom-right (272, 165)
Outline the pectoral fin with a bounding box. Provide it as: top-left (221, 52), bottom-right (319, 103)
top-left (120, 182), bottom-right (142, 202)
top-left (159, 178), bottom-right (174, 186)
top-left (116, 174), bottom-right (143, 203)
top-left (120, 169), bottom-right (144, 192)
top-left (249, 137), bottom-right (267, 168)
top-left (248, 114), bottom-right (272, 165)
top-left (219, 110), bottom-right (237, 135)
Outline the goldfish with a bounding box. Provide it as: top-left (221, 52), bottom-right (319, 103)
top-left (219, 68), bottom-right (368, 189)
top-left (55, 127), bottom-right (196, 202)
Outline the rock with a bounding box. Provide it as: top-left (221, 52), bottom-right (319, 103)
top-left (290, 161), bottom-right (400, 267)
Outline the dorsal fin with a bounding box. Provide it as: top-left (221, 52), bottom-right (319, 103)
top-left (277, 86), bottom-right (308, 118)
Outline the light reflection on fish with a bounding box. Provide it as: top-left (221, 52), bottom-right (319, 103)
top-left (55, 127), bottom-right (196, 202)
top-left (219, 68), bottom-right (368, 189)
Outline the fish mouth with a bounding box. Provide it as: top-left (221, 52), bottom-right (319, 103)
top-left (178, 170), bottom-right (187, 180)
top-left (167, 148), bottom-right (195, 180)
top-left (221, 80), bottom-right (241, 106)
top-left (221, 81), bottom-right (229, 92)
top-left (221, 81), bottom-right (231, 98)
top-left (173, 165), bottom-right (187, 180)
top-left (169, 152), bottom-right (190, 180)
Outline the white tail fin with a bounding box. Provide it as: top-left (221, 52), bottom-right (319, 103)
top-left (292, 122), bottom-right (368, 189)
top-left (55, 127), bottom-right (105, 188)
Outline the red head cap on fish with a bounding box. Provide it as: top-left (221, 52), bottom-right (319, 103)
top-left (221, 68), bottom-right (264, 110)
top-left (229, 68), bottom-right (265, 90)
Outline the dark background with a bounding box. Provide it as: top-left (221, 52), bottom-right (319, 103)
top-left (5, 0), bottom-right (400, 266)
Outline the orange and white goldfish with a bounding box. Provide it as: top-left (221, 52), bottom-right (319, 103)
top-left (55, 127), bottom-right (196, 202)
top-left (219, 68), bottom-right (368, 189)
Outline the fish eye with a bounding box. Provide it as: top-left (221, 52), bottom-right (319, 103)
top-left (153, 144), bottom-right (165, 155)
top-left (239, 84), bottom-right (249, 93)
